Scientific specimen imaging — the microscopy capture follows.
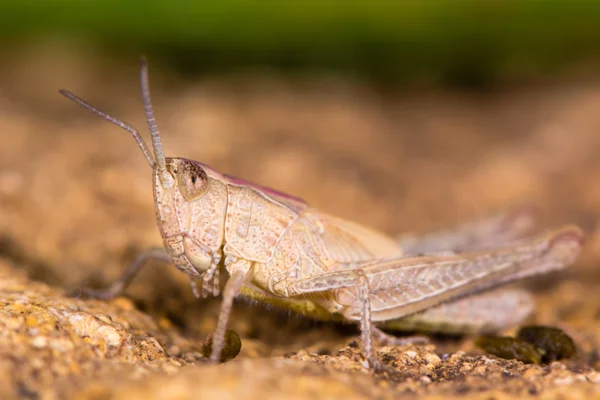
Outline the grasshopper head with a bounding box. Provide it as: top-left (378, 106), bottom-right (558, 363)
top-left (152, 156), bottom-right (224, 278)
top-left (60, 58), bottom-right (226, 278)
top-left (152, 156), bottom-right (214, 238)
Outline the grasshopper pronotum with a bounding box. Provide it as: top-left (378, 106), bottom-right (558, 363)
top-left (60, 58), bottom-right (583, 371)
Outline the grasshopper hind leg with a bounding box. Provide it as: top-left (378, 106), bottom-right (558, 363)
top-left (372, 289), bottom-right (534, 345)
top-left (378, 288), bottom-right (535, 336)
top-left (284, 226), bottom-right (581, 371)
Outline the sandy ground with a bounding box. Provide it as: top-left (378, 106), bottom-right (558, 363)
top-left (0, 47), bottom-right (599, 399)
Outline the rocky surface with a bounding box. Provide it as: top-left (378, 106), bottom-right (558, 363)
top-left (0, 48), bottom-right (599, 398)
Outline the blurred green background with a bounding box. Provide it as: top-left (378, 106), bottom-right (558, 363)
top-left (3, 0), bottom-right (600, 87)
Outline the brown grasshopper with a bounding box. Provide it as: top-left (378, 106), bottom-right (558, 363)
top-left (60, 58), bottom-right (584, 371)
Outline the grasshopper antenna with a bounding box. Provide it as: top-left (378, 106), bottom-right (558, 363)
top-left (139, 57), bottom-right (173, 188)
top-left (58, 89), bottom-right (156, 168)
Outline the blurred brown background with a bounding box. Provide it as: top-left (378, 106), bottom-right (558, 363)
top-left (0, 2), bottom-right (600, 399)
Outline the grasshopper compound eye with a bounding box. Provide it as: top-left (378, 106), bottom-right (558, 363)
top-left (174, 159), bottom-right (209, 201)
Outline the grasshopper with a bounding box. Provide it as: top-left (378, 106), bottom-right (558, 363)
top-left (60, 58), bottom-right (584, 371)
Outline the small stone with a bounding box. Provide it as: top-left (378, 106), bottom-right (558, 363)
top-left (552, 375), bottom-right (575, 386)
top-left (202, 329), bottom-right (242, 362)
top-left (405, 350), bottom-right (417, 359)
top-left (166, 345), bottom-right (181, 357)
top-left (111, 297), bottom-right (135, 311)
top-left (424, 353), bottom-right (441, 366)
top-left (523, 367), bottom-right (544, 379)
top-left (69, 313), bottom-right (101, 338)
top-left (472, 365), bottom-right (487, 375)
top-left (475, 336), bottom-right (542, 364)
top-left (170, 359), bottom-right (183, 368)
top-left (49, 338), bottom-right (75, 353)
top-left (183, 352), bottom-right (204, 363)
top-left (517, 325), bottom-right (577, 362)
top-left (460, 362), bottom-right (473, 373)
top-left (96, 325), bottom-right (123, 347)
top-left (31, 336), bottom-right (48, 349)
top-left (586, 370), bottom-right (600, 383)
top-left (95, 314), bottom-right (113, 324)
top-left (295, 349), bottom-right (311, 361)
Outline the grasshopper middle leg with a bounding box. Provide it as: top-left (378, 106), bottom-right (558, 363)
top-left (286, 269), bottom-right (382, 369)
top-left (76, 248), bottom-right (171, 300)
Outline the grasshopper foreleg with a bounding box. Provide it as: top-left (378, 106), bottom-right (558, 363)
top-left (190, 280), bottom-right (201, 298)
top-left (76, 248), bottom-right (170, 300)
top-left (202, 260), bottom-right (221, 298)
top-left (209, 260), bottom-right (251, 363)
